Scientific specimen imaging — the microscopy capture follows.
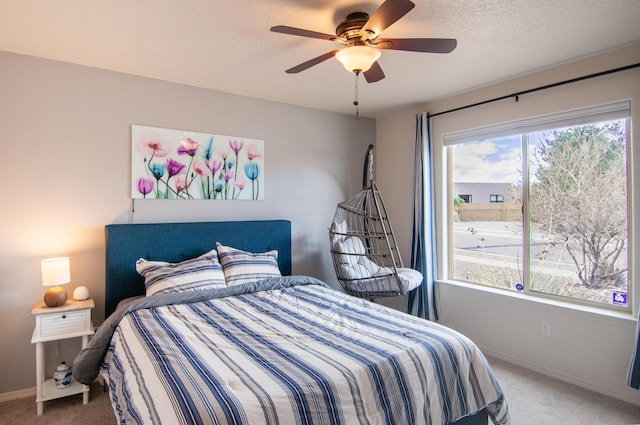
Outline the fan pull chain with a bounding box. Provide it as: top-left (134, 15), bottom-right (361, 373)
top-left (353, 71), bottom-right (360, 121)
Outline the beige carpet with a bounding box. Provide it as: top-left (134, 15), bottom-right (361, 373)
top-left (1, 358), bottom-right (640, 424)
top-left (487, 356), bottom-right (640, 424)
top-left (0, 382), bottom-right (115, 425)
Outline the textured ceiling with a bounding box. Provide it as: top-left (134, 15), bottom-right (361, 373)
top-left (1, 0), bottom-right (639, 118)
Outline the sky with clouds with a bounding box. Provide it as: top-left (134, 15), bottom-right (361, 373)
top-left (452, 135), bottom-right (524, 183)
top-left (451, 119), bottom-right (625, 184)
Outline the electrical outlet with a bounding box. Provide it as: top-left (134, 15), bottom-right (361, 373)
top-left (541, 321), bottom-right (551, 337)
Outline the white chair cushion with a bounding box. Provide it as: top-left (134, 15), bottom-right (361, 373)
top-left (335, 236), bottom-right (367, 266)
top-left (329, 220), bottom-right (348, 246)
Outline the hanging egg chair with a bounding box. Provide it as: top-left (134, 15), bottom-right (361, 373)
top-left (329, 145), bottom-right (423, 299)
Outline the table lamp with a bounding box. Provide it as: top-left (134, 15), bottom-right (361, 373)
top-left (41, 257), bottom-right (70, 307)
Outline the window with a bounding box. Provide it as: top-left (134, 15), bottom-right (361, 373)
top-left (447, 102), bottom-right (631, 309)
top-left (458, 194), bottom-right (472, 203)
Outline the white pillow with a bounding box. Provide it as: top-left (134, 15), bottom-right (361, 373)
top-left (335, 236), bottom-right (367, 266)
top-left (216, 243), bottom-right (281, 286)
top-left (330, 220), bottom-right (348, 246)
top-left (136, 248), bottom-right (226, 296)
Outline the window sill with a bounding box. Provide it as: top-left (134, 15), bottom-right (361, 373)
top-left (437, 279), bottom-right (637, 327)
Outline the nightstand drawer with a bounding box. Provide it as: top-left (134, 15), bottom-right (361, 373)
top-left (35, 309), bottom-right (90, 339)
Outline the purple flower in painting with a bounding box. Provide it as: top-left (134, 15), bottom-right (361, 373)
top-left (223, 168), bottom-right (234, 182)
top-left (229, 140), bottom-right (244, 155)
top-left (137, 178), bottom-right (154, 197)
top-left (206, 159), bottom-right (222, 175)
top-left (178, 138), bottom-right (199, 156)
top-left (167, 159), bottom-right (186, 177)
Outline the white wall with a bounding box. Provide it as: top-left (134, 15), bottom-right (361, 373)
top-left (0, 51), bottom-right (375, 395)
top-left (376, 43), bottom-right (640, 405)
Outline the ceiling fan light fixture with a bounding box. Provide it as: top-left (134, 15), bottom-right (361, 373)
top-left (335, 45), bottom-right (381, 73)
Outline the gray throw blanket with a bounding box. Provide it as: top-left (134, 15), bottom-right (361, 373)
top-left (73, 275), bottom-right (327, 384)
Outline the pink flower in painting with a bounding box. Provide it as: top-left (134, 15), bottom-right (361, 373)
top-left (192, 160), bottom-right (211, 176)
top-left (167, 158), bottom-right (186, 177)
top-left (218, 148), bottom-right (229, 160)
top-left (232, 176), bottom-right (247, 191)
top-left (246, 144), bottom-right (263, 161)
top-left (137, 178), bottom-right (154, 197)
top-left (138, 133), bottom-right (169, 157)
top-left (175, 176), bottom-right (187, 192)
top-left (206, 159), bottom-right (222, 175)
top-left (178, 138), bottom-right (199, 156)
top-left (229, 140), bottom-right (244, 155)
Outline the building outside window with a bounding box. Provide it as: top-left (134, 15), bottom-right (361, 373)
top-left (447, 102), bottom-right (631, 310)
top-left (458, 194), bottom-right (472, 203)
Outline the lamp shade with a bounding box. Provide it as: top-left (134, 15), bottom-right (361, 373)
top-left (41, 257), bottom-right (70, 287)
top-left (335, 45), bottom-right (381, 73)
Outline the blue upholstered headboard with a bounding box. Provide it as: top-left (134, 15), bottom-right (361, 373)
top-left (104, 220), bottom-right (292, 317)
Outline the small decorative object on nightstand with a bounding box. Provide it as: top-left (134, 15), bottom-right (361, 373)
top-left (72, 285), bottom-right (89, 301)
top-left (31, 298), bottom-right (94, 415)
top-left (53, 362), bottom-right (72, 388)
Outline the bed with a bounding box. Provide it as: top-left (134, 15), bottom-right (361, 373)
top-left (74, 220), bottom-right (509, 425)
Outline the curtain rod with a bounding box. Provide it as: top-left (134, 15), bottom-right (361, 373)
top-left (428, 62), bottom-right (640, 119)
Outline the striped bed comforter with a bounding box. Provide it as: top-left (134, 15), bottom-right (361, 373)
top-left (89, 277), bottom-right (509, 424)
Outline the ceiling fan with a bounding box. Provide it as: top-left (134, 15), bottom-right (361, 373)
top-left (270, 0), bottom-right (457, 83)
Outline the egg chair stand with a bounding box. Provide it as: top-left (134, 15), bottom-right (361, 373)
top-left (329, 145), bottom-right (423, 300)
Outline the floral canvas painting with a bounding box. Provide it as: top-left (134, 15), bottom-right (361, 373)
top-left (132, 125), bottom-right (264, 200)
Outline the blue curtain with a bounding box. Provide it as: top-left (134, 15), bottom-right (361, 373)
top-left (407, 112), bottom-right (438, 321)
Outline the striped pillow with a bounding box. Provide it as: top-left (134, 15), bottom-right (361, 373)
top-left (216, 243), bottom-right (281, 286)
top-left (136, 248), bottom-right (226, 296)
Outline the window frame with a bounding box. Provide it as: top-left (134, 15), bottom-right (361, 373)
top-left (443, 102), bottom-right (632, 312)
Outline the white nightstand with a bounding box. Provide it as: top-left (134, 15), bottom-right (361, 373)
top-left (31, 298), bottom-right (95, 415)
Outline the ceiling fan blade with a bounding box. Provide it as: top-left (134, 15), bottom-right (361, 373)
top-left (363, 61), bottom-right (385, 83)
top-left (271, 25), bottom-right (337, 41)
top-left (361, 0), bottom-right (415, 38)
top-left (376, 38), bottom-right (457, 53)
top-left (285, 50), bottom-right (339, 74)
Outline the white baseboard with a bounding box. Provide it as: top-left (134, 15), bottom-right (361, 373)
top-left (482, 348), bottom-right (640, 407)
top-left (0, 387), bottom-right (35, 402)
